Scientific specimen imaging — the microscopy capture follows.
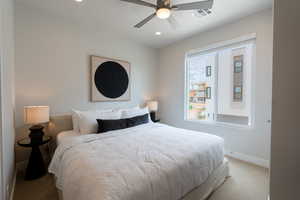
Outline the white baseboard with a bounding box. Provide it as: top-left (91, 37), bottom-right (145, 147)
top-left (225, 150), bottom-right (269, 168)
top-left (9, 171), bottom-right (16, 200)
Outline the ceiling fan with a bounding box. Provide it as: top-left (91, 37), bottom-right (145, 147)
top-left (120, 0), bottom-right (214, 28)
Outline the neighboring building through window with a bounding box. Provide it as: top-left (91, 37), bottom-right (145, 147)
top-left (185, 37), bottom-right (255, 126)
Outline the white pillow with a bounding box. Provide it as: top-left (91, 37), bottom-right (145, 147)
top-left (78, 110), bottom-right (122, 134)
top-left (72, 109), bottom-right (113, 133)
top-left (119, 106), bottom-right (140, 118)
top-left (71, 110), bottom-right (81, 132)
top-left (122, 107), bottom-right (152, 123)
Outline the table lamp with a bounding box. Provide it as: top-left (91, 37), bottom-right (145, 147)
top-left (24, 106), bottom-right (49, 142)
top-left (147, 101), bottom-right (158, 122)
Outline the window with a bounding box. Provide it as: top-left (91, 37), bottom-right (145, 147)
top-left (185, 38), bottom-right (255, 126)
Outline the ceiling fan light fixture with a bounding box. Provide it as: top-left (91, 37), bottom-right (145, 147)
top-left (121, 0), bottom-right (214, 28)
top-left (156, 8), bottom-right (171, 19)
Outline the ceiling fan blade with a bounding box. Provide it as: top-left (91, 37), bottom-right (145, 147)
top-left (172, 0), bottom-right (213, 11)
top-left (134, 13), bottom-right (156, 28)
top-left (120, 0), bottom-right (157, 8)
top-left (168, 15), bottom-right (179, 29)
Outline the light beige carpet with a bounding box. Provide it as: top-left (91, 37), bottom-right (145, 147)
top-left (13, 157), bottom-right (269, 200)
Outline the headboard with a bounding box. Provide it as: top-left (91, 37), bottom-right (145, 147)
top-left (46, 115), bottom-right (73, 155)
top-left (48, 115), bottom-right (73, 137)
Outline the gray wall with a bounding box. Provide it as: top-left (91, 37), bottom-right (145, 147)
top-left (0, 0), bottom-right (16, 199)
top-left (15, 3), bottom-right (158, 161)
top-left (270, 0), bottom-right (300, 199)
top-left (15, 3), bottom-right (159, 131)
top-left (158, 9), bottom-right (273, 165)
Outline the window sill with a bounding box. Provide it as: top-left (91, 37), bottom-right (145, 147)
top-left (184, 119), bottom-right (254, 130)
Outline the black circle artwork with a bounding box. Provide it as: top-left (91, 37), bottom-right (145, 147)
top-left (94, 61), bottom-right (129, 99)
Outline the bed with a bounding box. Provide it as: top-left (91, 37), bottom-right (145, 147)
top-left (47, 115), bottom-right (229, 200)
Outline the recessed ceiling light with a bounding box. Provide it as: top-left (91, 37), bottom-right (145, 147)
top-left (74, 0), bottom-right (83, 2)
top-left (155, 32), bottom-right (162, 36)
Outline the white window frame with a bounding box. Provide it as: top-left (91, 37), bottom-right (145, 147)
top-left (184, 33), bottom-right (257, 129)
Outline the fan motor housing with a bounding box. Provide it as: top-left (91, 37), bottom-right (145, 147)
top-left (157, 0), bottom-right (170, 9)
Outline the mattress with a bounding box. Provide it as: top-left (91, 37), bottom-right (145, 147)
top-left (50, 123), bottom-right (225, 200)
top-left (56, 130), bottom-right (79, 146)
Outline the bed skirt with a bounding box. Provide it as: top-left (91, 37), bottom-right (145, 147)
top-left (57, 158), bottom-right (229, 200)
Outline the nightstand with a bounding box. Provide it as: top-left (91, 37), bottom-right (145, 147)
top-left (17, 136), bottom-right (52, 180)
top-left (153, 119), bottom-right (160, 123)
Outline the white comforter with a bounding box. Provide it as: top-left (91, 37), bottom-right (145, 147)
top-left (49, 123), bottom-right (224, 200)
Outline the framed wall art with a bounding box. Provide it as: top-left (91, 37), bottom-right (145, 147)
top-left (91, 55), bottom-right (131, 102)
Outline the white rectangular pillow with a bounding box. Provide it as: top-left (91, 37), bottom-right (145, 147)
top-left (122, 107), bottom-right (153, 123)
top-left (72, 109), bottom-right (113, 133)
top-left (79, 110), bottom-right (122, 135)
top-left (71, 110), bottom-right (81, 133)
top-left (119, 106), bottom-right (140, 118)
top-left (72, 109), bottom-right (118, 134)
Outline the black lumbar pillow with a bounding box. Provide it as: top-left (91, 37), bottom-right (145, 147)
top-left (126, 113), bottom-right (149, 128)
top-left (97, 113), bottom-right (149, 133)
top-left (97, 119), bottom-right (127, 133)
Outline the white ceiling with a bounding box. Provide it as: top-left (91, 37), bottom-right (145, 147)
top-left (16, 0), bottom-right (272, 48)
